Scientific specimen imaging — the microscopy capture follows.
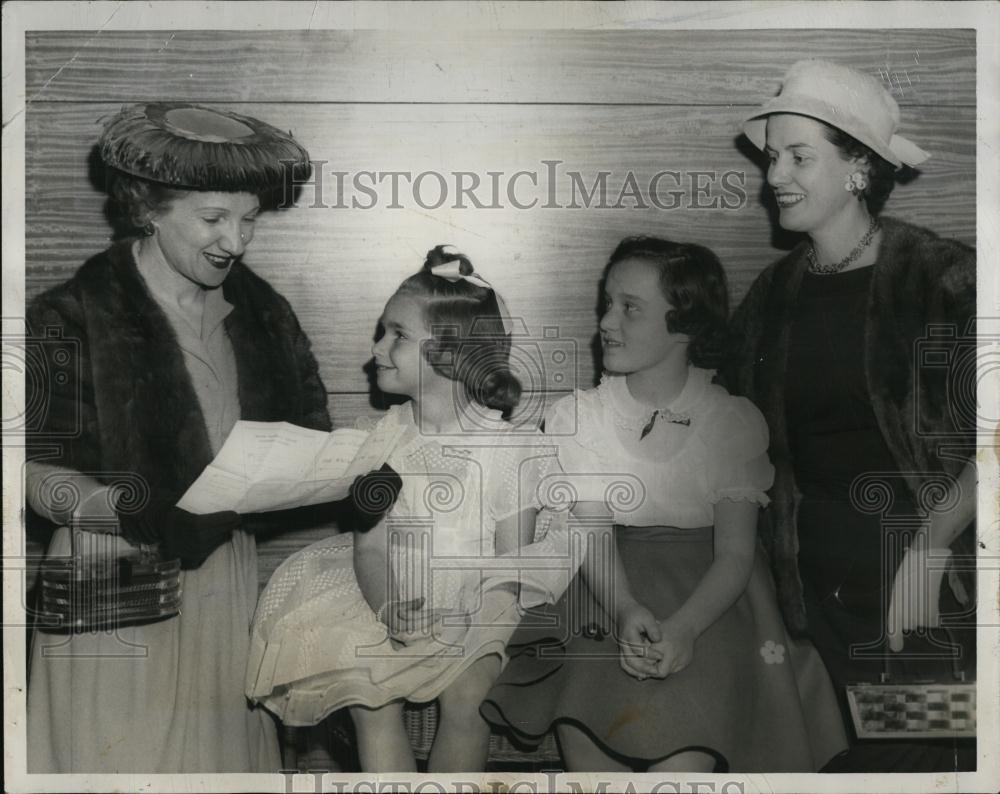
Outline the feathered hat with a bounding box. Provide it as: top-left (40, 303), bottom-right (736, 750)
top-left (99, 103), bottom-right (311, 190)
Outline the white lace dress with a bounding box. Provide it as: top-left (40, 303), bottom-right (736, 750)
top-left (246, 403), bottom-right (570, 726)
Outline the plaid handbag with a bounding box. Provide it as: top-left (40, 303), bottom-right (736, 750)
top-left (845, 631), bottom-right (975, 739)
top-left (37, 527), bottom-right (182, 632)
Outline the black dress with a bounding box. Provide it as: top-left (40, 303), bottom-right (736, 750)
top-left (786, 266), bottom-right (975, 772)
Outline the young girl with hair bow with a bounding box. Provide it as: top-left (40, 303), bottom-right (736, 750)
top-left (246, 245), bottom-right (573, 772)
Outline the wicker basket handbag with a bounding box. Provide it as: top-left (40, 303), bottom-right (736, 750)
top-left (846, 631), bottom-right (975, 740)
top-left (37, 526), bottom-right (181, 633)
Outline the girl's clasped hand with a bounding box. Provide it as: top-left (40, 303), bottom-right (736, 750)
top-left (617, 602), bottom-right (661, 680)
top-left (618, 607), bottom-right (698, 681)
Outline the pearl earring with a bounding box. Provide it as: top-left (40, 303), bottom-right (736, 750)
top-left (844, 171), bottom-right (868, 198)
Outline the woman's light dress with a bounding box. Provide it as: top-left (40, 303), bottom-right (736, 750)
top-left (28, 262), bottom-right (280, 773)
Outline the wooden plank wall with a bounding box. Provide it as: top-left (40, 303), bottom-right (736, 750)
top-left (23, 29), bottom-right (977, 579)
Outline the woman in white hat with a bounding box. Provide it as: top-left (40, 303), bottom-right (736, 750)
top-left (25, 103), bottom-right (330, 772)
top-left (729, 60), bottom-right (976, 772)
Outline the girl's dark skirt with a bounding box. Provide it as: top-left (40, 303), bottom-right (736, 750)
top-left (482, 524), bottom-right (846, 771)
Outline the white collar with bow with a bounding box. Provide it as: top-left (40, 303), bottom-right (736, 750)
top-left (601, 367), bottom-right (713, 439)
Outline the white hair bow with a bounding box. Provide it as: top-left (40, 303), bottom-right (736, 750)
top-left (429, 259), bottom-right (494, 291)
top-left (429, 255), bottom-right (513, 335)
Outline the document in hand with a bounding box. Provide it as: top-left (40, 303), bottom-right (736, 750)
top-left (177, 420), bottom-right (406, 515)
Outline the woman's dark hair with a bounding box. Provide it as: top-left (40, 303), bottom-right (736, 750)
top-left (107, 169), bottom-right (272, 235)
top-left (395, 245), bottom-right (522, 419)
top-left (107, 170), bottom-right (189, 234)
top-left (604, 236), bottom-right (730, 369)
top-left (819, 121), bottom-right (898, 216)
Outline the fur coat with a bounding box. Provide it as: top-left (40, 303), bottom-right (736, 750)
top-left (725, 217), bottom-right (976, 634)
top-left (27, 239), bottom-right (331, 528)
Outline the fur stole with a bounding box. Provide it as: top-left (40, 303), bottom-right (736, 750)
top-left (725, 217), bottom-right (976, 633)
top-left (27, 239), bottom-right (331, 504)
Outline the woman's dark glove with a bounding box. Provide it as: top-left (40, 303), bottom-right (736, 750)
top-left (115, 491), bottom-right (177, 545)
top-left (116, 491), bottom-right (239, 569)
top-left (161, 508), bottom-right (240, 569)
top-left (345, 463), bottom-right (403, 533)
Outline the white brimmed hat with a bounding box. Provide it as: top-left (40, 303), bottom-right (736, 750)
top-left (742, 59), bottom-right (930, 169)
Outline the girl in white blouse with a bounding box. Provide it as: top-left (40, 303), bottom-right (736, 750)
top-left (482, 236), bottom-right (846, 773)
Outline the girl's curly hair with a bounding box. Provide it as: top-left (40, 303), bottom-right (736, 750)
top-left (604, 236), bottom-right (731, 369)
top-left (395, 245), bottom-right (521, 418)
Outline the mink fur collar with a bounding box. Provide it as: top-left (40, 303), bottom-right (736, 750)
top-left (29, 239), bottom-right (331, 502)
top-left (727, 217), bottom-right (976, 633)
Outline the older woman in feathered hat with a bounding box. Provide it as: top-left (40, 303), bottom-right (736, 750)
top-left (25, 104), bottom-right (330, 772)
top-left (727, 60), bottom-right (976, 772)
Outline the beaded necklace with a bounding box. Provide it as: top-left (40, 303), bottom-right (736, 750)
top-left (807, 216), bottom-right (880, 275)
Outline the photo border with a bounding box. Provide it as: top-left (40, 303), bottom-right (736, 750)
top-left (3, 2), bottom-right (997, 792)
